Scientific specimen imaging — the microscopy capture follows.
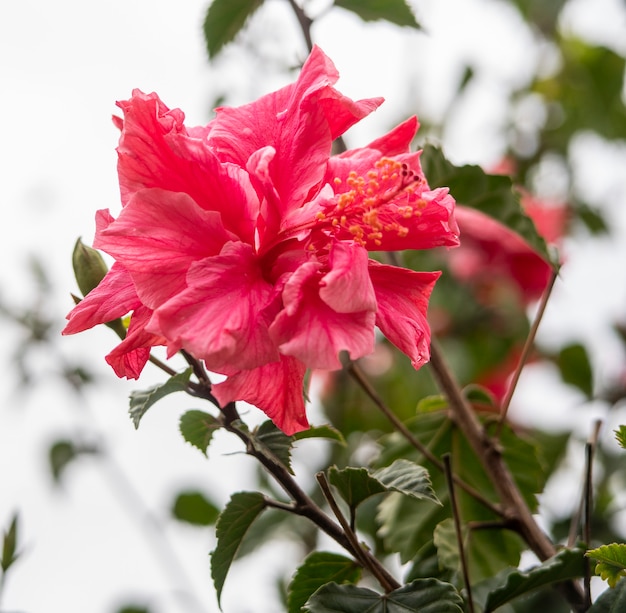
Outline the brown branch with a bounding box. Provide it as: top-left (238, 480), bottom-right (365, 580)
top-left (496, 267), bottom-right (559, 435)
top-left (316, 472), bottom-right (399, 593)
top-left (443, 454), bottom-right (474, 613)
top-left (428, 340), bottom-right (586, 611)
top-left (346, 361), bottom-right (503, 517)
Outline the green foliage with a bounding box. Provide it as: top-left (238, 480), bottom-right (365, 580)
top-left (328, 460), bottom-right (440, 514)
top-left (287, 552), bottom-right (361, 613)
top-left (587, 544), bottom-right (626, 588)
top-left (255, 420), bottom-right (294, 473)
top-left (508, 0), bottom-right (567, 34)
top-left (588, 576), bottom-right (626, 612)
top-left (376, 411), bottom-right (544, 582)
top-left (614, 426), bottom-right (626, 450)
top-left (333, 0), bottom-right (420, 29)
top-left (484, 546), bottom-right (586, 611)
top-left (211, 491), bottom-right (267, 606)
top-left (293, 424), bottom-right (347, 447)
top-left (203, 0), bottom-right (264, 59)
top-left (48, 439), bottom-right (100, 483)
top-left (556, 343), bottom-right (594, 399)
top-left (533, 37), bottom-right (626, 150)
top-left (129, 368), bottom-right (193, 429)
top-left (116, 607), bottom-right (151, 613)
top-left (171, 490), bottom-right (220, 526)
top-left (1, 514), bottom-right (19, 574)
top-left (421, 146), bottom-right (554, 266)
top-left (303, 578), bottom-right (463, 612)
top-left (179, 410), bottom-right (221, 456)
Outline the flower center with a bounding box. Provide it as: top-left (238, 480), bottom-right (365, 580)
top-left (316, 158), bottom-right (427, 247)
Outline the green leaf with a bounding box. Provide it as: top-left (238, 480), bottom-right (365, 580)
top-left (557, 343), bottom-right (594, 398)
top-left (179, 410), bottom-right (221, 456)
top-left (485, 547), bottom-right (586, 611)
top-left (334, 0), bottom-right (420, 29)
top-left (329, 466), bottom-right (388, 510)
top-left (304, 578), bottom-right (463, 612)
top-left (416, 395), bottom-right (448, 414)
top-left (421, 145), bottom-right (554, 266)
top-left (587, 544), bottom-right (626, 588)
top-left (129, 368), bottom-right (193, 429)
top-left (293, 424), bottom-right (347, 446)
top-left (588, 576), bottom-right (626, 611)
top-left (171, 491), bottom-right (220, 526)
top-left (1, 514), bottom-right (19, 573)
top-left (255, 420), bottom-right (294, 473)
top-left (614, 426), bottom-right (626, 450)
top-left (376, 412), bottom-right (541, 581)
top-left (203, 0), bottom-right (264, 59)
top-left (288, 552), bottom-right (361, 613)
top-left (328, 460), bottom-right (440, 512)
top-left (372, 459), bottom-right (441, 505)
top-left (48, 439), bottom-right (100, 483)
top-left (211, 491), bottom-right (267, 606)
top-left (433, 519), bottom-right (461, 572)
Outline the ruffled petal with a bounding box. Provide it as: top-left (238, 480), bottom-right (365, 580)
top-left (368, 261), bottom-right (440, 369)
top-left (270, 261), bottom-right (376, 370)
top-left (105, 306), bottom-right (165, 379)
top-left (212, 355), bottom-right (309, 435)
top-left (152, 241), bottom-right (279, 371)
top-left (63, 262), bottom-right (140, 334)
top-left (95, 188), bottom-right (236, 308)
top-left (319, 241), bottom-right (376, 313)
top-left (210, 46), bottom-right (382, 234)
top-left (115, 90), bottom-right (258, 242)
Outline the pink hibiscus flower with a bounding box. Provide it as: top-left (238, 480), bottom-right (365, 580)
top-left (63, 46), bottom-right (459, 434)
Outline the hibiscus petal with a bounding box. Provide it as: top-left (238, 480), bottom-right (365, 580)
top-left (95, 188), bottom-right (236, 308)
top-left (210, 46), bottom-right (382, 234)
top-left (105, 306), bottom-right (165, 379)
top-left (115, 89), bottom-right (258, 242)
top-left (451, 206), bottom-right (552, 302)
top-left (270, 261), bottom-right (376, 370)
top-left (152, 241), bottom-right (279, 371)
top-left (364, 116), bottom-right (419, 156)
top-left (319, 241), bottom-right (376, 313)
top-left (368, 261), bottom-right (440, 369)
top-left (212, 356), bottom-right (309, 435)
top-left (62, 262), bottom-right (139, 334)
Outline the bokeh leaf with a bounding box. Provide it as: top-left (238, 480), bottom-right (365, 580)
top-left (1, 514), bottom-right (19, 573)
top-left (203, 0), bottom-right (264, 59)
top-left (171, 490), bottom-right (220, 526)
top-left (557, 343), bottom-right (594, 399)
top-left (334, 0), bottom-right (420, 29)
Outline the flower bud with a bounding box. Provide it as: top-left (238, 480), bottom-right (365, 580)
top-left (72, 237), bottom-right (108, 297)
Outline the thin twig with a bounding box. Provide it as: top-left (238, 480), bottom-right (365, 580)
top-left (496, 267), bottom-right (559, 436)
top-left (443, 454), bottom-right (474, 613)
top-left (584, 420), bottom-right (602, 608)
top-left (220, 403), bottom-right (400, 592)
top-left (316, 472), bottom-right (398, 593)
top-left (285, 0), bottom-right (313, 52)
top-left (428, 340), bottom-right (586, 611)
top-left (346, 361), bottom-right (503, 517)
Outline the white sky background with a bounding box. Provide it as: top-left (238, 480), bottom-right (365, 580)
top-left (1, 0), bottom-right (626, 612)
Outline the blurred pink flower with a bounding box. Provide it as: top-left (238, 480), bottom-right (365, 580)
top-left (63, 46), bottom-right (458, 434)
top-left (450, 192), bottom-right (567, 305)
